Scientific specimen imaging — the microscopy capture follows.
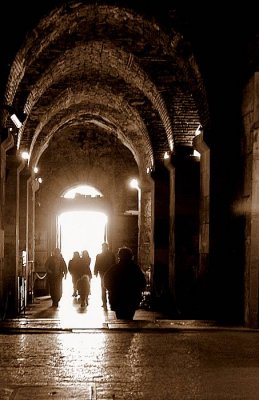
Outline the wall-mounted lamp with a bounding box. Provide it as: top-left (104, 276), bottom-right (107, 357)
top-left (195, 124), bottom-right (202, 136)
top-left (21, 151), bottom-right (29, 160)
top-left (1, 105), bottom-right (27, 128)
top-left (130, 178), bottom-right (139, 190)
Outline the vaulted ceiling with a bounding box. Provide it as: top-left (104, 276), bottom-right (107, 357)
top-left (1, 1), bottom-right (209, 178)
top-left (0, 1), bottom-right (257, 183)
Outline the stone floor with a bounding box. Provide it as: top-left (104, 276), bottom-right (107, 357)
top-left (1, 276), bottom-right (244, 333)
top-left (1, 277), bottom-right (259, 399)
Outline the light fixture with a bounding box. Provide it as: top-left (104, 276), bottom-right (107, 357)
top-left (10, 113), bottom-right (22, 128)
top-left (195, 124), bottom-right (202, 136)
top-left (21, 151), bottom-right (29, 160)
top-left (193, 149), bottom-right (200, 158)
top-left (1, 105), bottom-right (27, 129)
top-left (33, 166), bottom-right (39, 173)
top-left (130, 178), bottom-right (139, 190)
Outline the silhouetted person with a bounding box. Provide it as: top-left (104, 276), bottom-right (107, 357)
top-left (68, 251), bottom-right (81, 296)
top-left (77, 250), bottom-right (92, 307)
top-left (104, 246), bottom-right (146, 320)
top-left (81, 250), bottom-right (92, 279)
top-left (94, 242), bottom-right (116, 309)
top-left (45, 248), bottom-right (67, 307)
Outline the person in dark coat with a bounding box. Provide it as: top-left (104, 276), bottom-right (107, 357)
top-left (45, 248), bottom-right (67, 307)
top-left (77, 250), bottom-right (92, 307)
top-left (103, 246), bottom-right (146, 320)
top-left (94, 242), bottom-right (116, 309)
top-left (80, 250), bottom-right (92, 279)
top-left (68, 251), bottom-right (82, 297)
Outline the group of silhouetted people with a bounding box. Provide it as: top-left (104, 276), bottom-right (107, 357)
top-left (68, 250), bottom-right (92, 307)
top-left (45, 243), bottom-right (146, 320)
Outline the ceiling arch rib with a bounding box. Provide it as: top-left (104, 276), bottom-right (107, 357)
top-left (8, 3), bottom-right (180, 95)
top-left (6, 2), bottom-right (207, 164)
top-left (31, 112), bottom-right (147, 175)
top-left (28, 89), bottom-right (153, 173)
top-left (19, 41), bottom-right (173, 154)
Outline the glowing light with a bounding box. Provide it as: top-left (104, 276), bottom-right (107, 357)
top-left (195, 124), bottom-right (202, 136)
top-left (130, 178), bottom-right (139, 190)
top-left (164, 151), bottom-right (170, 159)
top-left (10, 113), bottom-right (22, 128)
top-left (64, 185), bottom-right (102, 199)
top-left (193, 149), bottom-right (200, 158)
top-left (21, 151), bottom-right (29, 160)
top-left (34, 167), bottom-right (39, 173)
top-left (59, 211), bottom-right (107, 266)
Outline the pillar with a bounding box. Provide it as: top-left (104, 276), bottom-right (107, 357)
top-left (4, 149), bottom-right (25, 316)
top-left (193, 131), bottom-right (210, 277)
top-left (171, 147), bottom-right (200, 317)
top-left (151, 161), bottom-right (173, 313)
top-left (0, 130), bottom-right (14, 318)
top-left (27, 177), bottom-right (39, 303)
top-left (138, 177), bottom-right (153, 272)
top-left (242, 72), bottom-right (259, 327)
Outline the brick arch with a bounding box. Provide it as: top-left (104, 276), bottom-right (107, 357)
top-left (19, 41), bottom-right (171, 154)
top-left (36, 130), bottom-right (139, 216)
top-left (4, 3), bottom-right (207, 157)
top-left (8, 3), bottom-right (195, 93)
top-left (28, 85), bottom-right (153, 175)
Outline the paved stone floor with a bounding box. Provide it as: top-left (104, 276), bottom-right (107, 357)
top-left (1, 277), bottom-right (259, 399)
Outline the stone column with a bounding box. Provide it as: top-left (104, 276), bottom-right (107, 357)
top-left (249, 127), bottom-right (259, 327)
top-left (242, 72), bottom-right (259, 327)
top-left (138, 177), bottom-right (153, 271)
top-left (4, 150), bottom-right (24, 316)
top-left (193, 130), bottom-right (210, 278)
top-left (150, 161), bottom-right (173, 313)
top-left (163, 155), bottom-right (177, 314)
top-left (20, 167), bottom-right (31, 307)
top-left (247, 129), bottom-right (259, 327)
top-left (26, 176), bottom-right (39, 303)
top-left (171, 147), bottom-right (200, 316)
top-left (0, 130), bottom-right (14, 317)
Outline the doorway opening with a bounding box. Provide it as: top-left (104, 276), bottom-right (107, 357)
top-left (58, 184), bottom-right (108, 302)
top-left (59, 184), bottom-right (107, 263)
top-left (58, 210), bottom-right (107, 266)
top-left (57, 210), bottom-right (107, 310)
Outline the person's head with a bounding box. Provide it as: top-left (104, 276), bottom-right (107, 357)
top-left (73, 251), bottom-right (80, 258)
top-left (82, 250), bottom-right (89, 258)
top-left (53, 248), bottom-right (61, 256)
top-left (117, 247), bottom-right (133, 262)
top-left (101, 242), bottom-right (109, 252)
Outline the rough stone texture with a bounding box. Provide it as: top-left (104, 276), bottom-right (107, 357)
top-left (1, 329), bottom-right (259, 399)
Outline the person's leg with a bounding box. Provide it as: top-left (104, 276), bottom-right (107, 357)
top-left (53, 277), bottom-right (63, 307)
top-left (79, 278), bottom-right (86, 307)
top-left (50, 278), bottom-right (61, 307)
top-left (72, 276), bottom-right (77, 296)
top-left (48, 279), bottom-right (56, 306)
top-left (101, 277), bottom-right (107, 308)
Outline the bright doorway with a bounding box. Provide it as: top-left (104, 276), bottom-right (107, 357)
top-left (58, 210), bottom-right (108, 303)
top-left (58, 210), bottom-right (107, 266)
top-left (58, 184), bottom-right (108, 301)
